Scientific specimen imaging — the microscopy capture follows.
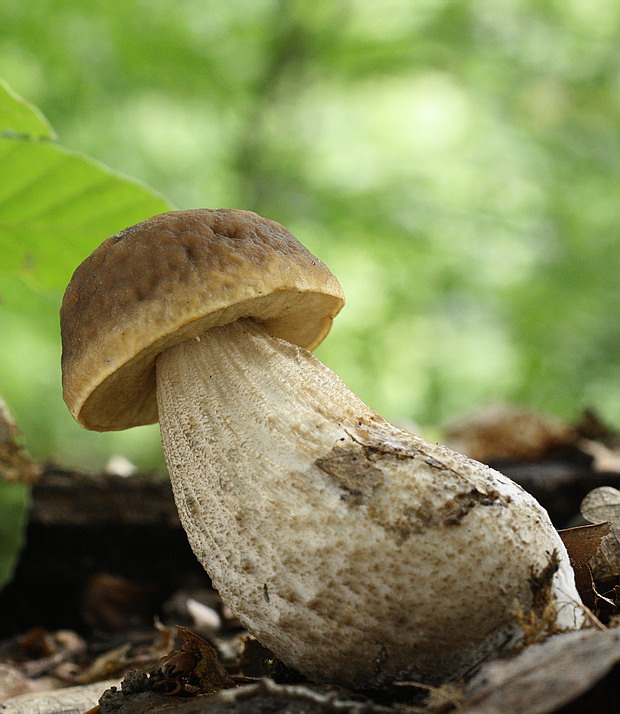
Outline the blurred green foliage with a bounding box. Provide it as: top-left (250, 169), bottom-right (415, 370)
top-left (0, 77), bottom-right (171, 471)
top-left (1, 0), bottom-right (620, 471)
top-left (0, 479), bottom-right (28, 587)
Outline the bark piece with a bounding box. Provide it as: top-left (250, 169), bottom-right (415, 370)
top-left (458, 627), bottom-right (620, 714)
top-left (0, 679), bottom-right (119, 714)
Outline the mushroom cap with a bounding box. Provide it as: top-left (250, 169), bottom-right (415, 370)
top-left (60, 209), bottom-right (345, 431)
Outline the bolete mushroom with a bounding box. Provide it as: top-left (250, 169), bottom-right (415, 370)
top-left (60, 209), bottom-right (583, 687)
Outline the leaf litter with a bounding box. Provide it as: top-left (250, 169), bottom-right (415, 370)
top-left (3, 406), bottom-right (620, 712)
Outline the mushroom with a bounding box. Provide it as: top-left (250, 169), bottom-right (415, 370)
top-left (60, 209), bottom-right (583, 688)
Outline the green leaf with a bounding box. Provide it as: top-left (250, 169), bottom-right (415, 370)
top-left (0, 78), bottom-right (55, 140)
top-left (0, 137), bottom-right (172, 290)
top-left (0, 77), bottom-right (172, 290)
top-left (0, 479), bottom-right (29, 588)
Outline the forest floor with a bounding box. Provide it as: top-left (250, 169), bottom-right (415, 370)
top-left (0, 404), bottom-right (619, 713)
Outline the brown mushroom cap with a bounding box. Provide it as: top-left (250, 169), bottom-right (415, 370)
top-left (60, 209), bottom-right (345, 431)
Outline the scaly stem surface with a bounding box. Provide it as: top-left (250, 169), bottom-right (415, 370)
top-left (155, 318), bottom-right (583, 687)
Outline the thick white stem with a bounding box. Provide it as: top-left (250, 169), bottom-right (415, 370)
top-left (156, 319), bottom-right (582, 687)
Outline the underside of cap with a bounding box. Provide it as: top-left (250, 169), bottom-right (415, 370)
top-left (60, 209), bottom-right (345, 431)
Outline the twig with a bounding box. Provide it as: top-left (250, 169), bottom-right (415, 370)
top-left (215, 678), bottom-right (401, 713)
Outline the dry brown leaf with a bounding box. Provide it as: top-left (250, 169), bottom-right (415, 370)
top-left (149, 626), bottom-right (233, 697)
top-left (176, 626), bottom-right (234, 694)
top-left (581, 487), bottom-right (620, 586)
top-left (457, 627), bottom-right (620, 714)
top-left (559, 522), bottom-right (612, 598)
top-left (559, 522), bottom-right (611, 567)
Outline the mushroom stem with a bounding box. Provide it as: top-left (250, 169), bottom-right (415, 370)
top-left (156, 318), bottom-right (582, 687)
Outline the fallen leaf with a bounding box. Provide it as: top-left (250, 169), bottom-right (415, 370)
top-left (176, 626), bottom-right (234, 694)
top-left (149, 626), bottom-right (233, 696)
top-left (559, 523), bottom-right (612, 598)
top-left (18, 630), bottom-right (86, 680)
top-left (76, 628), bottom-right (174, 684)
top-left (457, 627), bottom-right (620, 714)
top-left (581, 486), bottom-right (620, 526)
top-left (581, 487), bottom-right (620, 587)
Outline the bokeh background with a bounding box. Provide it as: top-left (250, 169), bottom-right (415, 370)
top-left (1, 0), bottom-right (620, 471)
